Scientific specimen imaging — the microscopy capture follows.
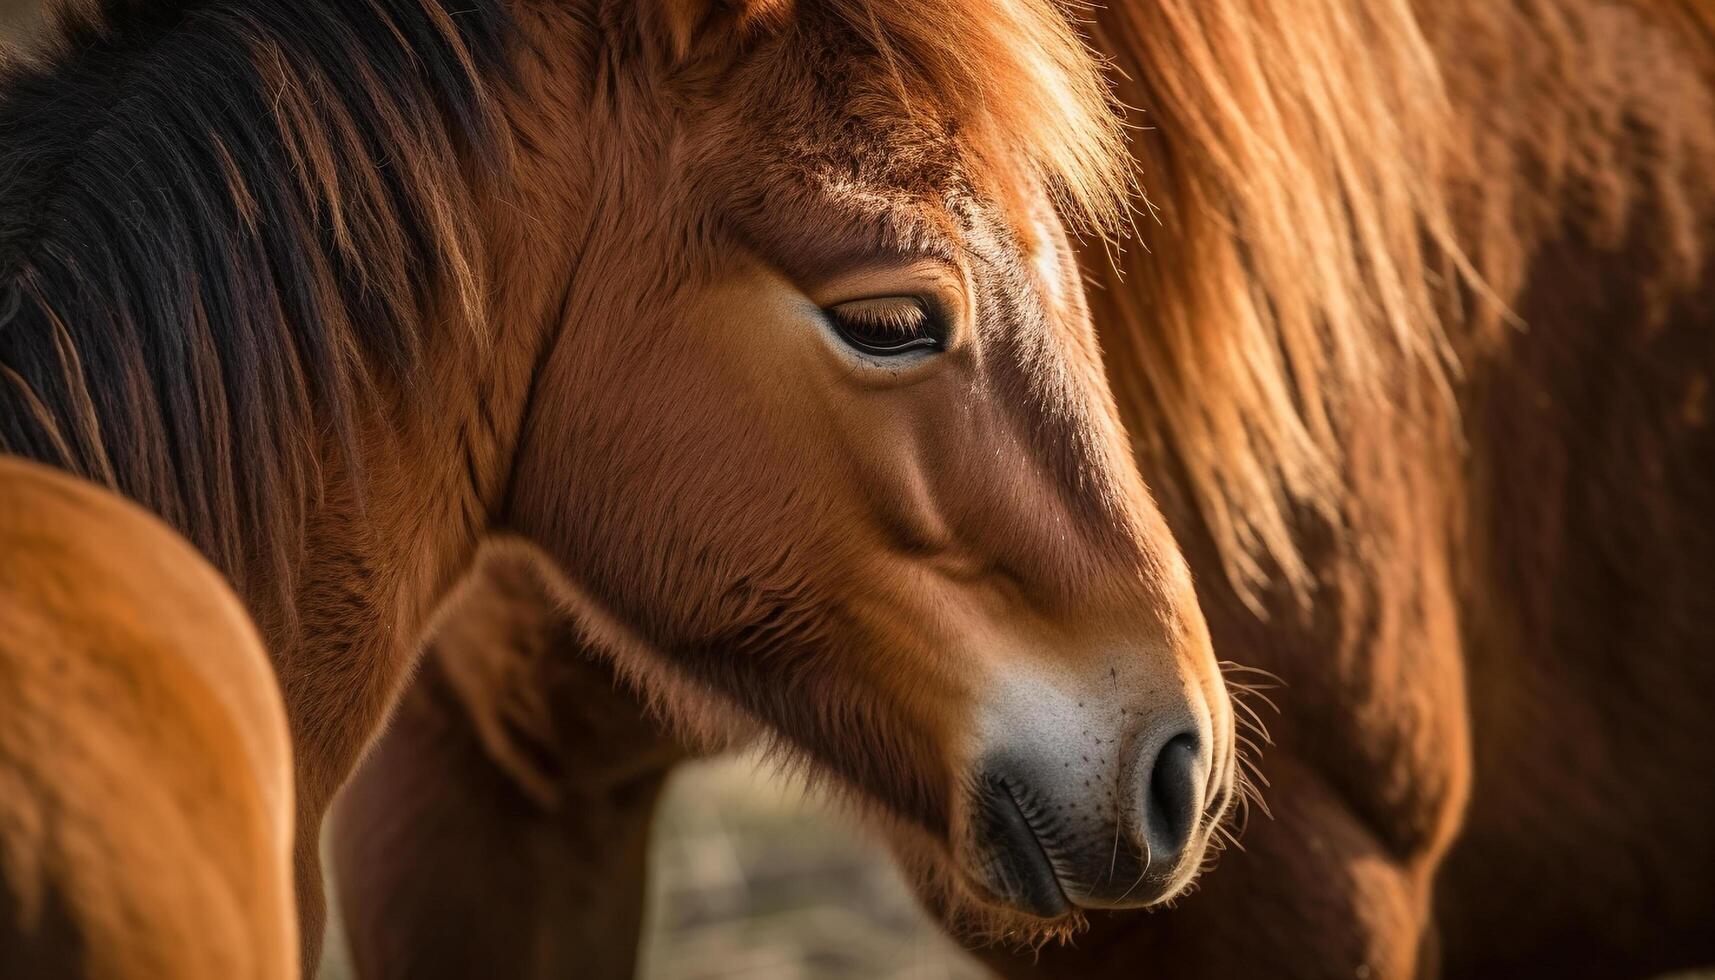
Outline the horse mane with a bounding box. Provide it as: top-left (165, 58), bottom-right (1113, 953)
top-left (5, 0), bottom-right (1705, 624)
top-left (1087, 0), bottom-right (1470, 604)
top-left (1090, 0), bottom-right (1715, 605)
top-left (0, 0), bottom-right (512, 601)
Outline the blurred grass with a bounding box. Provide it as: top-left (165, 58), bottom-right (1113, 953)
top-left (318, 753), bottom-right (988, 979)
top-left (636, 755), bottom-right (987, 980)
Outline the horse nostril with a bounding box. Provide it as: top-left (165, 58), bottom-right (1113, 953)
top-left (1140, 732), bottom-right (1203, 868)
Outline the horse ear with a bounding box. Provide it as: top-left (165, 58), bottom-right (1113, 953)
top-left (644, 0), bottom-right (793, 65)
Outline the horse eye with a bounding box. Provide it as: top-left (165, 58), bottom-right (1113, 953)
top-left (824, 297), bottom-right (946, 357)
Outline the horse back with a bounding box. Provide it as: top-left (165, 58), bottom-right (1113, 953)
top-left (1429, 2), bottom-right (1715, 971)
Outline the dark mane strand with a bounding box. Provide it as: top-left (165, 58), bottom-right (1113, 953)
top-left (0, 0), bottom-right (513, 609)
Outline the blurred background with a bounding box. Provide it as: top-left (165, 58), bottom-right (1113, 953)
top-left (318, 752), bottom-right (989, 980)
top-left (316, 753), bottom-right (1715, 980)
top-left (634, 756), bottom-right (986, 980)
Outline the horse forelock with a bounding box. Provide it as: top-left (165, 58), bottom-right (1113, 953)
top-left (806, 0), bottom-right (1132, 241)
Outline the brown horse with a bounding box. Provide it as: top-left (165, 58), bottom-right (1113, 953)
top-left (337, 0), bottom-right (1715, 977)
top-left (0, 457), bottom-right (296, 978)
top-left (0, 0), bottom-right (1235, 969)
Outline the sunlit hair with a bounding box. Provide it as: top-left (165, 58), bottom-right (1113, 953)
top-left (1090, 0), bottom-right (1468, 603)
top-left (826, 0), bottom-right (1132, 239)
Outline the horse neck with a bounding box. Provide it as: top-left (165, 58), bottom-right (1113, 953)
top-left (262, 369), bottom-right (494, 815)
top-left (53, 7), bottom-right (589, 816)
top-left (266, 171), bottom-right (590, 819)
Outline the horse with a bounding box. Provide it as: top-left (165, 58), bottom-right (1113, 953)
top-left (0, 457), bottom-right (297, 979)
top-left (0, 0), bottom-right (1236, 969)
top-left (336, 0), bottom-right (1715, 976)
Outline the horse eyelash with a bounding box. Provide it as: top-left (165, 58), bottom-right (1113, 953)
top-left (824, 297), bottom-right (952, 360)
top-left (828, 297), bottom-right (934, 338)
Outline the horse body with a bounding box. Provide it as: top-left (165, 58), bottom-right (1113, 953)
top-left (5, 0), bottom-right (1711, 974)
top-left (336, 1), bottom-right (1715, 977)
top-left (1431, 4), bottom-right (1715, 971)
top-left (0, 458), bottom-right (296, 979)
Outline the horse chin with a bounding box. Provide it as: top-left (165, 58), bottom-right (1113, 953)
top-left (952, 855), bottom-right (1197, 936)
top-left (875, 822), bottom-right (1086, 949)
top-left (963, 899), bottom-right (1090, 951)
top-left (930, 871), bottom-right (1092, 950)
top-left (857, 807), bottom-right (1229, 968)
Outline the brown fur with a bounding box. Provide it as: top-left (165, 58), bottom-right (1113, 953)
top-left (0, 0), bottom-right (85, 62)
top-left (0, 457), bottom-right (296, 978)
top-left (3, 0), bottom-right (1230, 970)
top-left (332, 550), bottom-right (682, 980)
top-left (339, 0), bottom-right (1715, 977)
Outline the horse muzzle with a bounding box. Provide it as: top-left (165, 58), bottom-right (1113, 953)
top-left (961, 670), bottom-right (1229, 916)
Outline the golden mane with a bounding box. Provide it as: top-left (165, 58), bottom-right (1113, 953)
top-left (1088, 0), bottom-right (1468, 602)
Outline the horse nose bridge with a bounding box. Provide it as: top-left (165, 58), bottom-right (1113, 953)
top-left (1033, 471), bottom-right (1194, 626)
top-left (1076, 509), bottom-right (1211, 665)
top-left (985, 512), bottom-right (1191, 632)
top-left (959, 380), bottom-right (1176, 603)
top-left (972, 552), bottom-right (1204, 700)
top-left (1037, 555), bottom-right (1203, 661)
